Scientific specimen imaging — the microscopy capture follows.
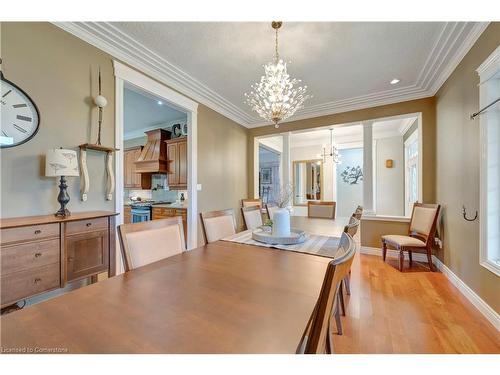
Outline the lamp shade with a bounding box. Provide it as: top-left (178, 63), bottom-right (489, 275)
top-left (45, 149), bottom-right (79, 177)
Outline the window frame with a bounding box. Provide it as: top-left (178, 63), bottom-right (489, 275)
top-left (478, 46), bottom-right (500, 277)
top-left (404, 130), bottom-right (419, 217)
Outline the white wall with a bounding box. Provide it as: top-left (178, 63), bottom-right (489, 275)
top-left (336, 148), bottom-right (364, 217)
top-left (375, 136), bottom-right (404, 216)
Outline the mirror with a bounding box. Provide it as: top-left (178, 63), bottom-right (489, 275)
top-left (293, 159), bottom-right (323, 206)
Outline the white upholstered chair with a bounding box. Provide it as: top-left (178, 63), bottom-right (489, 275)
top-left (382, 203), bottom-right (441, 271)
top-left (241, 205), bottom-right (263, 230)
top-left (200, 208), bottom-right (237, 243)
top-left (118, 217), bottom-right (185, 272)
top-left (308, 201), bottom-right (336, 219)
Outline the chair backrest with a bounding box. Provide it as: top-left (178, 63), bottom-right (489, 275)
top-left (299, 232), bottom-right (356, 354)
top-left (344, 216), bottom-right (360, 237)
top-left (308, 201), bottom-right (336, 219)
top-left (200, 208), bottom-right (237, 243)
top-left (241, 205), bottom-right (263, 230)
top-left (118, 217), bottom-right (185, 272)
top-left (242, 198), bottom-right (262, 208)
top-left (352, 205), bottom-right (363, 220)
top-left (408, 203), bottom-right (441, 245)
top-left (266, 204), bottom-right (279, 220)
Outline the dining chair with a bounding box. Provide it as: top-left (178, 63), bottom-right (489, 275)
top-left (241, 198), bottom-right (262, 208)
top-left (265, 203), bottom-right (279, 220)
top-left (297, 232), bottom-right (356, 354)
top-left (352, 205), bottom-right (363, 220)
top-left (200, 208), bottom-right (237, 243)
top-left (381, 203), bottom-right (441, 271)
top-left (241, 205), bottom-right (263, 230)
top-left (307, 201), bottom-right (336, 219)
top-left (118, 217), bottom-right (185, 272)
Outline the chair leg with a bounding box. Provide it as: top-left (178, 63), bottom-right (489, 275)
top-left (399, 250), bottom-right (404, 272)
top-left (427, 249), bottom-right (435, 272)
top-left (344, 275), bottom-right (351, 295)
top-left (334, 301), bottom-right (343, 335)
top-left (409, 251), bottom-right (413, 267)
top-left (339, 285), bottom-right (346, 316)
top-left (382, 241), bottom-right (387, 261)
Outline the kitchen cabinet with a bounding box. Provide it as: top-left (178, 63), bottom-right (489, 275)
top-left (124, 146), bottom-right (151, 189)
top-left (123, 205), bottom-right (132, 224)
top-left (0, 212), bottom-right (117, 308)
top-left (165, 137), bottom-right (187, 189)
top-left (152, 206), bottom-right (187, 241)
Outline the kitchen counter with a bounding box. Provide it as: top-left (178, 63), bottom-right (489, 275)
top-left (153, 202), bottom-right (188, 209)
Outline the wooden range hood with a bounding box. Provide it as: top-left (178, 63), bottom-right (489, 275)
top-left (134, 129), bottom-right (171, 174)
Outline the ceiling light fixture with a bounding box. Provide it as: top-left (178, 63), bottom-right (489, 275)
top-left (321, 129), bottom-right (341, 164)
top-left (390, 78), bottom-right (400, 85)
top-left (245, 21), bottom-right (311, 128)
top-left (157, 100), bottom-right (163, 105)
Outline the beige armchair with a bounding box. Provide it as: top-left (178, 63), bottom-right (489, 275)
top-left (382, 203), bottom-right (441, 271)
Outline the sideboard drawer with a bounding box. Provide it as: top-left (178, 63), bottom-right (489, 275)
top-left (1, 263), bottom-right (60, 307)
top-left (1, 238), bottom-right (60, 276)
top-left (65, 217), bottom-right (108, 235)
top-left (0, 223), bottom-right (59, 245)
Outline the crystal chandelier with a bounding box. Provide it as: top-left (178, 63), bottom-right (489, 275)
top-left (245, 21), bottom-right (311, 128)
top-left (322, 129), bottom-right (341, 164)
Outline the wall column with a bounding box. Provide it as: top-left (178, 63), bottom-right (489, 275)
top-left (282, 132), bottom-right (291, 190)
top-left (363, 122), bottom-right (375, 215)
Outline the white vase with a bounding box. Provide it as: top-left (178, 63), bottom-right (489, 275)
top-left (272, 208), bottom-right (291, 237)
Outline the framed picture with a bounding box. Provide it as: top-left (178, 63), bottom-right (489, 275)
top-left (260, 167), bottom-right (272, 184)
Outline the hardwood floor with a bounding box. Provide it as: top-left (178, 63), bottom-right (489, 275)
top-left (332, 253), bottom-right (500, 353)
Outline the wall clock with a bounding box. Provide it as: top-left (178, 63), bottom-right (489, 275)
top-left (0, 70), bottom-right (40, 148)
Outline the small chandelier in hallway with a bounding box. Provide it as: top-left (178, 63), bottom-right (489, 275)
top-left (322, 129), bottom-right (341, 164)
top-left (245, 21), bottom-right (311, 128)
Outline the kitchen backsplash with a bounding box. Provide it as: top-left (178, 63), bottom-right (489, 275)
top-left (124, 188), bottom-right (187, 203)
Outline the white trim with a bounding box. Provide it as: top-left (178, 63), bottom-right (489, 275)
top-left (53, 22), bottom-right (488, 129)
top-left (123, 117), bottom-right (186, 140)
top-left (113, 60), bottom-right (199, 253)
top-left (361, 215), bottom-right (411, 223)
top-left (114, 77), bottom-right (125, 274)
top-left (477, 47), bottom-right (500, 277)
top-left (360, 246), bottom-right (500, 331)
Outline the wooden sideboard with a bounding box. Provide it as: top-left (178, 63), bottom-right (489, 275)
top-left (0, 211), bottom-right (118, 308)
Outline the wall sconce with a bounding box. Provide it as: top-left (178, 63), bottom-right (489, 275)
top-left (385, 159), bottom-right (393, 168)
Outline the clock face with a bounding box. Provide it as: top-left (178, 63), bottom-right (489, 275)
top-left (0, 72), bottom-right (40, 148)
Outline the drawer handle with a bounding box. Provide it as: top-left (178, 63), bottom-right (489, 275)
top-left (86, 222), bottom-right (92, 227)
top-left (34, 278), bottom-right (42, 284)
top-left (34, 230), bottom-right (42, 235)
top-left (68, 256), bottom-right (74, 262)
top-left (34, 252), bottom-right (42, 258)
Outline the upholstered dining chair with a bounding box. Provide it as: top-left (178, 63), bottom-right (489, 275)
top-left (352, 205), bottom-right (363, 220)
top-left (118, 217), bottom-right (185, 272)
top-left (297, 232), bottom-right (356, 354)
top-left (307, 201), bottom-right (336, 219)
top-left (200, 208), bottom-right (237, 243)
top-left (241, 205), bottom-right (263, 230)
top-left (266, 203), bottom-right (279, 220)
top-left (241, 198), bottom-right (262, 208)
top-left (381, 203), bottom-right (441, 271)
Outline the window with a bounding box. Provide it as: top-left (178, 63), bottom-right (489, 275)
top-left (478, 46), bottom-right (500, 276)
top-left (404, 131), bottom-right (418, 217)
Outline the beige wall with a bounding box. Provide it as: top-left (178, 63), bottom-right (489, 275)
top-left (360, 219), bottom-right (409, 248)
top-left (1, 22), bottom-right (115, 217)
top-left (435, 23), bottom-right (500, 313)
top-left (197, 105), bottom-right (248, 245)
top-left (1, 23), bottom-right (249, 249)
top-left (248, 97), bottom-right (436, 203)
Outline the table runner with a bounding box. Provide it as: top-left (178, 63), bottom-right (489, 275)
top-left (222, 229), bottom-right (341, 259)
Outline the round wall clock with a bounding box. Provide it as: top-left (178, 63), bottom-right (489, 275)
top-left (0, 71), bottom-right (40, 148)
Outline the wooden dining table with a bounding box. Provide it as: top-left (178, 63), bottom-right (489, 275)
top-left (0, 216), bottom-right (344, 354)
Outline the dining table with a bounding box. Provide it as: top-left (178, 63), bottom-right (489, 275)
top-left (0, 216), bottom-right (345, 354)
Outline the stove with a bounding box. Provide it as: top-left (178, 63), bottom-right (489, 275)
top-left (129, 201), bottom-right (173, 223)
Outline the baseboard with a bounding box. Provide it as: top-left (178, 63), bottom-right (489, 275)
top-left (360, 246), bottom-right (500, 331)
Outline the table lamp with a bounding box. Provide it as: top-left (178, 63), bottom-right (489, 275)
top-left (45, 148), bottom-right (80, 217)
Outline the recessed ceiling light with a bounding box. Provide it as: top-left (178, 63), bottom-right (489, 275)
top-left (390, 78), bottom-right (400, 85)
top-left (157, 100), bottom-right (163, 105)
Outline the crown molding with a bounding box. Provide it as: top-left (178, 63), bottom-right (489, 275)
top-left (53, 22), bottom-right (254, 126)
top-left (53, 22), bottom-right (489, 129)
top-left (477, 45), bottom-right (500, 78)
